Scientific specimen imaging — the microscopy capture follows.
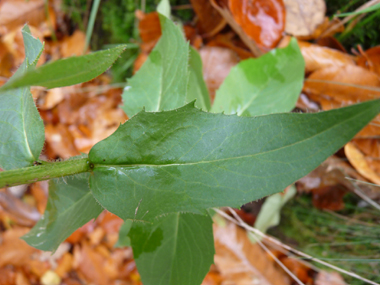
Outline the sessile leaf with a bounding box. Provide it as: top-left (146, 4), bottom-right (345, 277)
top-left (22, 173), bottom-right (103, 251)
top-left (0, 25), bottom-right (44, 170)
top-left (0, 45), bottom-right (127, 91)
top-left (89, 100), bottom-right (380, 221)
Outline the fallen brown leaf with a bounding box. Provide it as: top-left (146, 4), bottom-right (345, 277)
top-left (345, 142), bottom-right (380, 185)
top-left (357, 46), bottom-right (380, 77)
top-left (0, 0), bottom-right (45, 35)
top-left (213, 222), bottom-right (290, 285)
top-left (298, 41), bottom-right (355, 74)
top-left (303, 64), bottom-right (380, 137)
top-left (284, 0), bottom-right (325, 37)
top-left (228, 0), bottom-right (285, 50)
top-left (0, 228), bottom-right (38, 268)
top-left (190, 0), bottom-right (226, 37)
top-left (199, 46), bottom-right (239, 100)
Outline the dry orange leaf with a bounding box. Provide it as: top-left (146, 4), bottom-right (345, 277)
top-left (190, 0), bottom-right (226, 37)
top-left (303, 65), bottom-right (380, 137)
top-left (298, 41), bottom-right (355, 74)
top-left (59, 30), bottom-right (87, 58)
top-left (136, 10), bottom-right (161, 46)
top-left (0, 228), bottom-right (39, 268)
top-left (228, 0), bottom-right (285, 50)
top-left (199, 46), bottom-right (239, 100)
top-left (0, 0), bottom-right (45, 35)
top-left (357, 46), bottom-right (380, 77)
top-left (214, 222), bottom-right (290, 285)
top-left (207, 33), bottom-right (254, 60)
top-left (45, 124), bottom-right (81, 159)
top-left (345, 142), bottom-right (380, 185)
top-left (283, 0), bottom-right (325, 37)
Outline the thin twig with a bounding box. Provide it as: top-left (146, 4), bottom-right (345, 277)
top-left (229, 209), bottom-right (305, 285)
top-left (213, 207), bottom-right (380, 285)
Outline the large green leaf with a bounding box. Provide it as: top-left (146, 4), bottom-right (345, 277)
top-left (22, 173), bottom-right (103, 251)
top-left (0, 26), bottom-right (44, 170)
top-left (89, 100), bottom-right (380, 221)
top-left (128, 213), bottom-right (214, 285)
top-left (187, 47), bottom-right (211, 111)
top-left (121, 15), bottom-right (189, 117)
top-left (211, 38), bottom-right (304, 116)
top-left (0, 45), bottom-right (127, 91)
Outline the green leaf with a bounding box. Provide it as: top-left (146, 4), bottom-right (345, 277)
top-left (128, 213), bottom-right (214, 285)
top-left (121, 15), bottom-right (189, 117)
top-left (157, 0), bottom-right (171, 18)
top-left (0, 26), bottom-right (44, 170)
top-left (211, 38), bottom-right (304, 116)
top-left (89, 100), bottom-right (380, 221)
top-left (187, 47), bottom-right (211, 111)
top-left (335, 3), bottom-right (380, 17)
top-left (22, 173), bottom-right (103, 251)
top-left (0, 45), bottom-right (127, 91)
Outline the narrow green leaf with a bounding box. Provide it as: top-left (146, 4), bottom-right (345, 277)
top-left (335, 3), bottom-right (380, 17)
top-left (0, 26), bottom-right (44, 170)
top-left (0, 45), bottom-right (127, 91)
top-left (121, 15), bottom-right (189, 117)
top-left (211, 38), bottom-right (304, 116)
top-left (187, 47), bottom-right (211, 111)
top-left (22, 173), bottom-right (103, 251)
top-left (128, 213), bottom-right (214, 285)
top-left (89, 100), bottom-right (380, 221)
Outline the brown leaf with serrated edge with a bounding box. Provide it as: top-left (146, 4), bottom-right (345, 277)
top-left (358, 46), bottom-right (380, 77)
top-left (190, 0), bottom-right (226, 37)
top-left (228, 0), bottom-right (285, 50)
top-left (345, 142), bottom-right (380, 185)
top-left (214, 222), bottom-right (290, 285)
top-left (283, 0), bottom-right (325, 37)
top-left (199, 46), bottom-right (239, 101)
top-left (303, 65), bottom-right (380, 138)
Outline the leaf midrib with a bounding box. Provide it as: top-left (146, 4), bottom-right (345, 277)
top-left (93, 105), bottom-right (367, 168)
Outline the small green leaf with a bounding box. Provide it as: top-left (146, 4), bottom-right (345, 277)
top-left (187, 47), bottom-right (211, 111)
top-left (211, 38), bottom-right (305, 116)
top-left (22, 173), bottom-right (103, 251)
top-left (128, 213), bottom-right (214, 285)
top-left (0, 45), bottom-right (127, 91)
top-left (121, 15), bottom-right (189, 117)
top-left (89, 100), bottom-right (380, 221)
top-left (0, 26), bottom-right (44, 170)
top-left (254, 185), bottom-right (296, 234)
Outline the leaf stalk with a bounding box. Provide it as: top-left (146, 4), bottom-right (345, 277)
top-left (0, 158), bottom-right (91, 188)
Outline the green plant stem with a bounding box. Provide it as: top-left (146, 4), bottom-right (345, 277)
top-left (0, 158), bottom-right (91, 188)
top-left (84, 0), bottom-right (101, 53)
